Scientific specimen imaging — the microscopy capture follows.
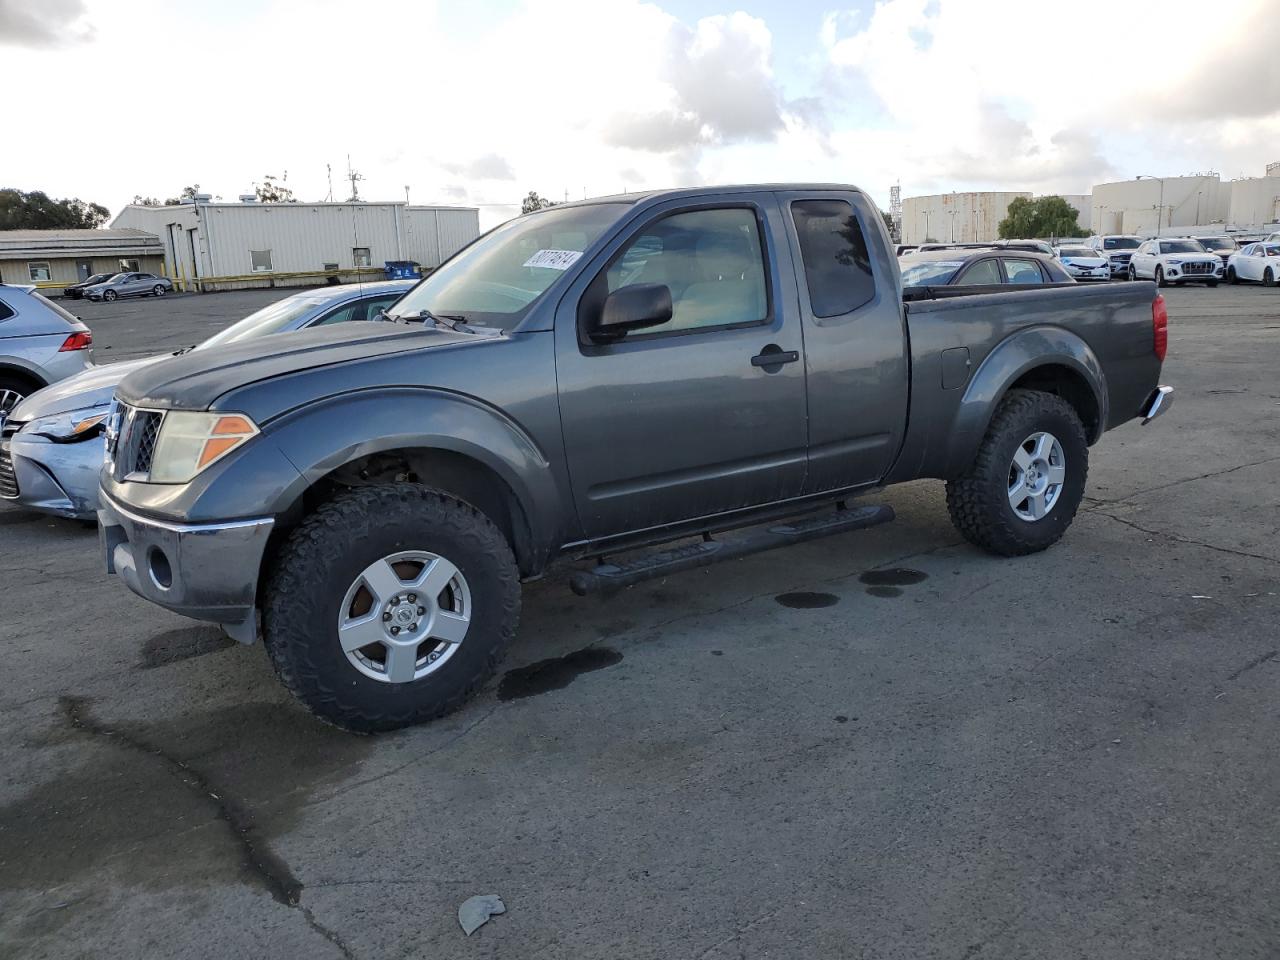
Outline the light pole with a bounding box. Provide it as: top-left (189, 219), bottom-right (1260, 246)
top-left (924, 210), bottom-right (931, 242)
top-left (1137, 175), bottom-right (1166, 235)
top-left (948, 209), bottom-right (957, 242)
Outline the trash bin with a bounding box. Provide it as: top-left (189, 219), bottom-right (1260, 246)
top-left (383, 260), bottom-right (422, 280)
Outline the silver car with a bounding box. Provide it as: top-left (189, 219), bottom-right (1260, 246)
top-left (0, 280), bottom-right (413, 519)
top-left (83, 271), bottom-right (175, 302)
top-left (0, 283), bottom-right (94, 417)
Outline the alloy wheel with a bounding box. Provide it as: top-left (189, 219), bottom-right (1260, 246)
top-left (1008, 431), bottom-right (1066, 522)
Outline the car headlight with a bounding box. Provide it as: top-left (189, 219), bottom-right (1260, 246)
top-left (149, 411), bottom-right (259, 483)
top-left (22, 405), bottom-right (111, 443)
top-left (1167, 259), bottom-right (1184, 265)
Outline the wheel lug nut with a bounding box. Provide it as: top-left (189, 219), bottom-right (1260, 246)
top-left (409, 622), bottom-right (418, 632)
top-left (390, 626), bottom-right (400, 636)
top-left (417, 606), bottom-right (425, 615)
top-left (407, 594), bottom-right (417, 603)
top-left (382, 612), bottom-right (392, 622)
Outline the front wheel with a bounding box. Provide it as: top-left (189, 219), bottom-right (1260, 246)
top-left (1228, 266), bottom-right (1238, 284)
top-left (152, 284), bottom-right (166, 297)
top-left (102, 289), bottom-right (117, 302)
top-left (1128, 265), bottom-right (1137, 281)
top-left (1265, 268), bottom-right (1275, 288)
top-left (262, 484), bottom-right (521, 732)
top-left (1155, 266), bottom-right (1168, 288)
top-left (945, 389), bottom-right (1088, 557)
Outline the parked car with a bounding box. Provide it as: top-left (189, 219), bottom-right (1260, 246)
top-left (1127, 238), bottom-right (1222, 286)
top-left (995, 239), bottom-right (1056, 256)
top-left (0, 280), bottom-right (414, 519)
top-left (1087, 235), bottom-right (1143, 278)
top-left (63, 272), bottom-right (116, 300)
top-left (1193, 235), bottom-right (1239, 267)
top-left (83, 272), bottom-right (174, 302)
top-left (1225, 241), bottom-right (1280, 285)
top-left (1053, 246), bottom-right (1111, 282)
top-left (97, 183), bottom-right (1171, 732)
top-left (0, 284), bottom-right (93, 422)
top-left (898, 248), bottom-right (1074, 287)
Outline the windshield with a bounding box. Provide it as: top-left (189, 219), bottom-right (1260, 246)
top-left (85, 273), bottom-right (112, 284)
top-left (1059, 248), bottom-right (1096, 258)
top-left (900, 260), bottom-right (963, 285)
top-left (1161, 240), bottom-right (1206, 254)
top-left (1102, 237), bottom-right (1140, 250)
top-left (198, 295), bottom-right (333, 349)
top-left (388, 203), bottom-right (629, 328)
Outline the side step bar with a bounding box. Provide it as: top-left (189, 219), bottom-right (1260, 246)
top-left (569, 503), bottom-right (894, 596)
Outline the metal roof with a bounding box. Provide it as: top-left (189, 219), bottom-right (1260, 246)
top-left (0, 228), bottom-right (163, 258)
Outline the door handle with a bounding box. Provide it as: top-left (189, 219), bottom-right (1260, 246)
top-left (750, 346), bottom-right (799, 368)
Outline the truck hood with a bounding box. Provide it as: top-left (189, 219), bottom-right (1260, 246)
top-left (115, 321), bottom-right (487, 412)
top-left (11, 356), bottom-right (161, 420)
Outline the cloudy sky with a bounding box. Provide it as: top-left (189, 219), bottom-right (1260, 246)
top-left (4, 0), bottom-right (1279, 227)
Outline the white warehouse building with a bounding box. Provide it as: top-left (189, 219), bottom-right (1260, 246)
top-left (112, 199), bottom-right (479, 292)
top-left (1091, 176), bottom-right (1230, 236)
top-left (900, 192), bottom-right (1090, 245)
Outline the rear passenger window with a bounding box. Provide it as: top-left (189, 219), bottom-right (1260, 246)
top-left (0, 298), bottom-right (12, 321)
top-left (956, 259), bottom-right (1001, 285)
top-left (790, 199), bottom-right (875, 317)
top-left (1004, 259), bottom-right (1045, 284)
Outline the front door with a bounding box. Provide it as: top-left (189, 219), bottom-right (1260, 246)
top-left (76, 260), bottom-right (93, 281)
top-left (555, 196), bottom-right (808, 542)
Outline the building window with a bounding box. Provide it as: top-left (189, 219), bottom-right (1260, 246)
top-left (353, 247), bottom-right (371, 267)
top-left (28, 261), bottom-right (52, 282)
top-left (119, 258), bottom-right (140, 272)
top-left (250, 249), bottom-right (273, 272)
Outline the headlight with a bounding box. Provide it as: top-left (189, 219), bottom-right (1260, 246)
top-left (1167, 259), bottom-right (1184, 265)
top-left (149, 411), bottom-right (259, 483)
top-left (22, 405), bottom-right (110, 442)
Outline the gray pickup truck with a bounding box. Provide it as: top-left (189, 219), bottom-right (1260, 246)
top-left (99, 184), bottom-right (1172, 731)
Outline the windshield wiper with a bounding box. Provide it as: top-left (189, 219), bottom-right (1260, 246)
top-left (379, 308), bottom-right (499, 336)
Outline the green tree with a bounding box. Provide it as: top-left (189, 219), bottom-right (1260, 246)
top-left (880, 208), bottom-right (898, 241)
top-left (0, 189), bottom-right (109, 229)
top-left (521, 191), bottom-right (558, 214)
top-left (255, 173), bottom-right (296, 203)
top-left (132, 195), bottom-right (161, 206)
top-left (998, 195), bottom-right (1083, 240)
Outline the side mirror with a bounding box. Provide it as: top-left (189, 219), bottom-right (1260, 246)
top-left (593, 283), bottom-right (672, 340)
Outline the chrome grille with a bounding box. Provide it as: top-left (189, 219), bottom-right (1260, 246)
top-left (111, 405), bottom-right (165, 481)
top-left (1182, 261), bottom-right (1212, 275)
top-left (0, 419), bottom-right (20, 498)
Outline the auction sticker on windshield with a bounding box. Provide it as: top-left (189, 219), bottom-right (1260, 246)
top-left (523, 249), bottom-right (583, 270)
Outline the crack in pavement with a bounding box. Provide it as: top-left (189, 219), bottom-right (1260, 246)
top-left (1087, 508), bottom-right (1280, 567)
top-left (1226, 649), bottom-right (1279, 683)
top-left (1088, 454), bottom-right (1280, 506)
top-left (60, 696), bottom-right (302, 905)
top-left (59, 696), bottom-right (356, 957)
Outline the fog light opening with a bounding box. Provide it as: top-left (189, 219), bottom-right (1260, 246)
top-left (148, 547), bottom-right (173, 590)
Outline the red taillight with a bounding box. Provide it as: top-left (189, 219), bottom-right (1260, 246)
top-left (58, 331), bottom-right (92, 352)
top-left (1152, 294), bottom-right (1168, 361)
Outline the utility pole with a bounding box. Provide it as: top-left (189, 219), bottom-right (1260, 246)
top-left (1137, 175), bottom-right (1165, 235)
top-left (345, 154), bottom-right (364, 202)
top-left (405, 185), bottom-right (411, 205)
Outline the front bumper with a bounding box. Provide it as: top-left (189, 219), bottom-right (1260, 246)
top-left (99, 490), bottom-right (274, 643)
top-left (1, 431), bottom-right (103, 519)
top-left (1068, 266), bottom-right (1110, 281)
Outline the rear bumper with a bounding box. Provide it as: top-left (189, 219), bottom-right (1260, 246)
top-left (99, 490), bottom-right (273, 643)
top-left (1141, 386), bottom-right (1173, 425)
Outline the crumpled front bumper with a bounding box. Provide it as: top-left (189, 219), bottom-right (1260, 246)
top-left (99, 491), bottom-right (273, 643)
top-left (3, 432), bottom-right (103, 519)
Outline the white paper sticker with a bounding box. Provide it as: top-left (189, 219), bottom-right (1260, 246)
top-left (523, 249), bottom-right (583, 270)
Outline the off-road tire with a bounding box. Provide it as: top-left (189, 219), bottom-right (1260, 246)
top-left (262, 484), bottom-right (520, 732)
top-left (945, 389), bottom-right (1088, 557)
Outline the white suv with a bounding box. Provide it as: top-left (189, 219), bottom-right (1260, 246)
top-left (1127, 239), bottom-right (1223, 287)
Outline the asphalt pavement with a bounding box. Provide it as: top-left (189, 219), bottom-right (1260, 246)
top-left (1, 284), bottom-right (1278, 959)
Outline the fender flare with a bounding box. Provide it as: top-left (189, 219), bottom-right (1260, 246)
top-left (260, 388), bottom-right (570, 572)
top-left (944, 326), bottom-right (1108, 477)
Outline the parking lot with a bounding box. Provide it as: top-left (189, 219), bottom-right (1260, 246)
top-left (2, 284), bottom-right (1278, 958)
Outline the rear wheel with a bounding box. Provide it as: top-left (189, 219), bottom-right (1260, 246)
top-left (102, 289), bottom-right (117, 302)
top-left (0, 372), bottom-right (38, 415)
top-left (262, 484), bottom-right (521, 732)
top-left (1265, 268), bottom-right (1275, 288)
top-left (945, 389), bottom-right (1088, 557)
top-left (152, 284), bottom-right (166, 297)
